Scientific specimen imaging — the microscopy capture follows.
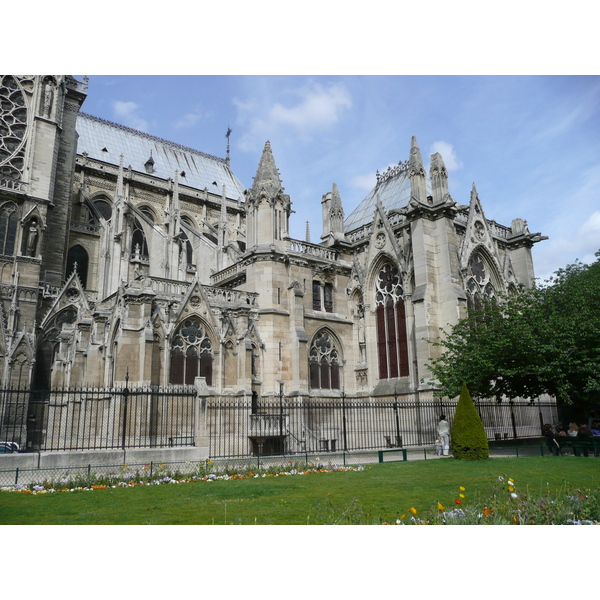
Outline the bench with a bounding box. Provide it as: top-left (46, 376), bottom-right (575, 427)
top-left (557, 437), bottom-right (600, 457)
top-left (378, 448), bottom-right (407, 463)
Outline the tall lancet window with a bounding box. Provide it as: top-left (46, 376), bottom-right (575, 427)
top-left (131, 218), bottom-right (149, 259)
top-left (309, 330), bottom-right (341, 390)
top-left (375, 263), bottom-right (409, 379)
top-left (0, 203), bottom-right (18, 256)
top-left (169, 318), bottom-right (213, 386)
top-left (180, 216), bottom-right (194, 266)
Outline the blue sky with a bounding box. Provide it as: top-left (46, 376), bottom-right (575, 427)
top-left (77, 75), bottom-right (600, 282)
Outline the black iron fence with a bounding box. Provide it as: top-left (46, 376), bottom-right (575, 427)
top-left (0, 385), bottom-right (196, 452)
top-left (207, 395), bottom-right (558, 459)
top-left (0, 385), bottom-right (558, 457)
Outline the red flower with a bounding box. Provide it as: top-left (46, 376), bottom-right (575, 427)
top-left (455, 499), bottom-right (462, 505)
top-left (483, 508), bottom-right (490, 516)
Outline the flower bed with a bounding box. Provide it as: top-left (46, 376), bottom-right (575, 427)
top-left (0, 460), bottom-right (366, 495)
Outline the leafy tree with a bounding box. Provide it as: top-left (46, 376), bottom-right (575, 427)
top-left (428, 252), bottom-right (600, 422)
top-left (451, 383), bottom-right (489, 460)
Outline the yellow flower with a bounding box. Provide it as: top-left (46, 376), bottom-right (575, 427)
top-left (437, 502), bottom-right (445, 511)
top-left (508, 486), bottom-right (515, 492)
top-left (409, 507), bottom-right (417, 515)
top-left (401, 514), bottom-right (406, 519)
top-left (459, 486), bottom-right (466, 492)
top-left (459, 493), bottom-right (465, 499)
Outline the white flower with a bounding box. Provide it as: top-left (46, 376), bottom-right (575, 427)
top-left (510, 492), bottom-right (518, 499)
top-left (498, 476), bottom-right (505, 481)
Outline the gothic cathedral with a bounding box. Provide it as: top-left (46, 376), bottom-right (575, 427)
top-left (0, 75), bottom-right (546, 401)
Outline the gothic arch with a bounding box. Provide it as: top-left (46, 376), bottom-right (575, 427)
top-left (66, 244), bottom-right (89, 288)
top-left (222, 338), bottom-right (237, 388)
top-left (138, 205), bottom-right (156, 222)
top-left (308, 328), bottom-right (343, 390)
top-left (365, 251), bottom-right (405, 293)
top-left (465, 246), bottom-right (503, 310)
top-left (0, 202), bottom-right (19, 256)
top-left (89, 193), bottom-right (113, 223)
top-left (169, 316), bottom-right (215, 386)
top-left (131, 217), bottom-right (149, 259)
top-left (372, 260), bottom-right (410, 380)
top-left (33, 306), bottom-right (78, 389)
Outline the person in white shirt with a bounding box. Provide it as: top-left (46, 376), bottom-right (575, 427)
top-left (437, 415), bottom-right (450, 456)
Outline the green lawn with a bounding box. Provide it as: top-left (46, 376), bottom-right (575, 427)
top-left (1, 456), bottom-right (598, 525)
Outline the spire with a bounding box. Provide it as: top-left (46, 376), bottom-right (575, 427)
top-left (219, 184), bottom-right (228, 248)
top-left (225, 127), bottom-right (232, 167)
top-left (429, 152), bottom-right (449, 205)
top-left (305, 220), bottom-right (311, 243)
top-left (250, 141), bottom-right (284, 197)
top-left (115, 154), bottom-right (125, 201)
top-left (409, 136), bottom-right (424, 171)
top-left (470, 183), bottom-right (479, 204)
top-left (172, 171), bottom-right (181, 230)
top-left (408, 136), bottom-right (427, 204)
top-left (329, 183), bottom-right (345, 237)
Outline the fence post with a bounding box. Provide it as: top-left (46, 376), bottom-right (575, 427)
top-left (15, 467), bottom-right (19, 485)
top-left (121, 373), bottom-right (129, 450)
top-left (341, 389), bottom-right (348, 452)
top-left (509, 400), bottom-right (517, 439)
top-left (193, 378), bottom-right (211, 451)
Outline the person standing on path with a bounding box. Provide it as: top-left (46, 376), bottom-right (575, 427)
top-left (437, 415), bottom-right (451, 457)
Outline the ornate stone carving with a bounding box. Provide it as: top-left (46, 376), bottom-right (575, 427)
top-left (0, 76), bottom-right (30, 185)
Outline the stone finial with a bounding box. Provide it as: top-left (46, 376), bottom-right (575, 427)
top-left (250, 141), bottom-right (284, 197)
top-left (429, 152), bottom-right (449, 204)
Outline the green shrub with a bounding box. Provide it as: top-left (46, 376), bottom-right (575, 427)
top-left (451, 383), bottom-right (489, 460)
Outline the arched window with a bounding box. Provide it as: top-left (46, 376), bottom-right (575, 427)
top-left (33, 307), bottom-right (77, 389)
top-left (169, 318), bottom-right (213, 385)
top-left (465, 251), bottom-right (497, 314)
top-left (66, 245), bottom-right (89, 288)
top-left (131, 218), bottom-right (149, 258)
top-left (140, 207), bottom-right (155, 223)
top-left (375, 263), bottom-right (409, 379)
top-left (180, 217), bottom-right (194, 266)
top-left (93, 198), bottom-right (112, 222)
top-left (0, 203), bottom-right (18, 256)
top-left (309, 330), bottom-right (341, 390)
top-left (312, 280), bottom-right (321, 310)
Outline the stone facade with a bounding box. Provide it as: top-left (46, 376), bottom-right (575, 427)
top-left (0, 75), bottom-right (547, 405)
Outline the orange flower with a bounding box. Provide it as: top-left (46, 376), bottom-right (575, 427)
top-left (483, 508), bottom-right (490, 516)
top-left (513, 516), bottom-right (518, 523)
top-left (409, 506), bottom-right (417, 515)
top-left (455, 499), bottom-right (462, 505)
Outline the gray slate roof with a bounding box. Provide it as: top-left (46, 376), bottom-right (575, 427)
top-left (76, 113), bottom-right (247, 201)
top-left (344, 165), bottom-right (432, 233)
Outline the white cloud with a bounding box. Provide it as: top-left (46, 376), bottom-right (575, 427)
top-left (234, 81), bottom-right (352, 151)
top-left (429, 141), bottom-right (463, 171)
top-left (112, 101), bottom-right (149, 131)
top-left (350, 172), bottom-right (377, 191)
top-left (533, 210), bottom-right (600, 282)
top-left (172, 106), bottom-right (207, 129)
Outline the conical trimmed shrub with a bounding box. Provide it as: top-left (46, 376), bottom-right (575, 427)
top-left (451, 383), bottom-right (489, 460)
